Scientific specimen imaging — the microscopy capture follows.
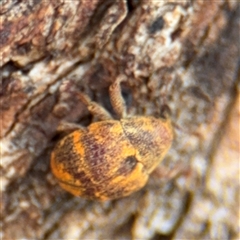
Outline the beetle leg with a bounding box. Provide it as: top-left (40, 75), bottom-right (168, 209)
top-left (77, 92), bottom-right (113, 120)
top-left (109, 75), bottom-right (127, 119)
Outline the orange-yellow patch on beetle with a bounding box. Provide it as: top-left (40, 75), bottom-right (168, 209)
top-left (51, 76), bottom-right (173, 200)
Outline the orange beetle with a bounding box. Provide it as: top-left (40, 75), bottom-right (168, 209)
top-left (51, 76), bottom-right (173, 200)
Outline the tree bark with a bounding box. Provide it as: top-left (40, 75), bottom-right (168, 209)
top-left (1, 1), bottom-right (239, 239)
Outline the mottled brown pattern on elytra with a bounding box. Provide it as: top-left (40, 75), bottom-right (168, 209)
top-left (81, 133), bottom-right (111, 183)
top-left (52, 130), bottom-right (93, 189)
top-left (82, 120), bottom-right (133, 183)
top-left (72, 171), bottom-right (92, 186)
top-left (81, 133), bottom-right (107, 168)
top-left (59, 120), bottom-right (147, 200)
top-left (51, 115), bottom-right (172, 200)
top-left (53, 134), bottom-right (80, 171)
top-left (102, 164), bottom-right (148, 200)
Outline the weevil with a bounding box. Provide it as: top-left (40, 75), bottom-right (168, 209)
top-left (51, 76), bottom-right (173, 200)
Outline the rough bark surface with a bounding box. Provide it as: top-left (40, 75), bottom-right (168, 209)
top-left (1, 1), bottom-right (239, 239)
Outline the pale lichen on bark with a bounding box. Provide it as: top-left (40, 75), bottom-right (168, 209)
top-left (1, 0), bottom-right (239, 239)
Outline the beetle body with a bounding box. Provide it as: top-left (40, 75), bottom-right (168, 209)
top-left (51, 77), bottom-right (173, 200)
top-left (51, 116), bottom-right (172, 200)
